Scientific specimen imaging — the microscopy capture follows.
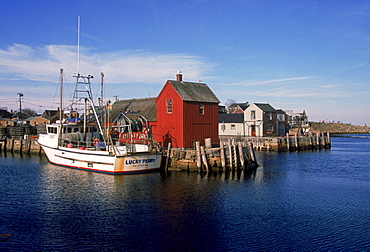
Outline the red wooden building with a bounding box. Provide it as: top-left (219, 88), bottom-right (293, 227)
top-left (112, 73), bottom-right (220, 148)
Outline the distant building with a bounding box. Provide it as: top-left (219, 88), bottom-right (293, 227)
top-left (27, 116), bottom-right (50, 126)
top-left (218, 104), bottom-right (227, 114)
top-left (42, 109), bottom-right (63, 124)
top-left (284, 110), bottom-right (309, 128)
top-left (244, 103), bottom-right (278, 137)
top-left (219, 113), bottom-right (244, 136)
top-left (0, 118), bottom-right (16, 127)
top-left (276, 109), bottom-right (288, 136)
top-left (11, 112), bottom-right (27, 121)
top-left (228, 102), bottom-right (249, 114)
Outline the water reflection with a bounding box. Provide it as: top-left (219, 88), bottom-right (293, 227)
top-left (27, 164), bottom-right (254, 250)
top-left (1, 136), bottom-right (370, 250)
top-left (161, 167), bottom-right (259, 183)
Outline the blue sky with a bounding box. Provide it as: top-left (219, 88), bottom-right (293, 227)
top-left (0, 0), bottom-right (369, 125)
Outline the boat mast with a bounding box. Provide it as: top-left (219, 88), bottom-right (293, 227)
top-left (77, 16), bottom-right (80, 75)
top-left (84, 98), bottom-right (87, 142)
top-left (70, 16), bottom-right (108, 147)
top-left (60, 69), bottom-right (63, 124)
top-left (57, 68), bottom-right (63, 142)
top-left (100, 72), bottom-right (106, 137)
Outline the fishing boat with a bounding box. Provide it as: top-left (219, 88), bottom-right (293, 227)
top-left (38, 69), bottom-right (163, 174)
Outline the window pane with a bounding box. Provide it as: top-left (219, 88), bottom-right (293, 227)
top-left (199, 104), bottom-right (204, 115)
top-left (251, 110), bottom-right (255, 120)
top-left (167, 99), bottom-right (172, 113)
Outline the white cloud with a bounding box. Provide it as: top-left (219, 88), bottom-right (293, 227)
top-left (219, 83), bottom-right (354, 99)
top-left (319, 84), bottom-right (343, 88)
top-left (222, 76), bottom-right (317, 86)
top-left (340, 63), bottom-right (365, 71)
top-left (0, 44), bottom-right (213, 84)
top-left (0, 43), bottom-right (215, 111)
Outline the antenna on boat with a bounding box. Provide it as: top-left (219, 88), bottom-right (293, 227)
top-left (72, 16), bottom-right (94, 107)
top-left (100, 72), bottom-right (104, 107)
top-left (77, 16), bottom-right (81, 75)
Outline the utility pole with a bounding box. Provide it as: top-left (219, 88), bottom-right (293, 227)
top-left (17, 93), bottom-right (23, 120)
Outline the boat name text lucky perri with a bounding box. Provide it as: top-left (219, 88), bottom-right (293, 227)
top-left (126, 158), bottom-right (156, 165)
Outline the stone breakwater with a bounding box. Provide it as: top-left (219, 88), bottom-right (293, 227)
top-left (310, 122), bottom-right (370, 134)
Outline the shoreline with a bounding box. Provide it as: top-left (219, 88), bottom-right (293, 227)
top-left (310, 122), bottom-right (370, 134)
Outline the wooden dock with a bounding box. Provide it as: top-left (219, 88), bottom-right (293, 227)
top-left (0, 137), bottom-right (43, 154)
top-left (220, 132), bottom-right (331, 152)
top-left (165, 139), bottom-right (258, 172)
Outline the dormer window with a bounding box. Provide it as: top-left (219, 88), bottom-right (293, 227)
top-left (167, 99), bottom-right (172, 114)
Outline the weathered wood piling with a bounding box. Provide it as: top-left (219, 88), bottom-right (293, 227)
top-left (219, 132), bottom-right (331, 152)
top-left (165, 138), bottom-right (258, 172)
top-left (0, 137), bottom-right (43, 154)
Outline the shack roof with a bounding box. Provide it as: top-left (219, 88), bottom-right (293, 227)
top-left (254, 103), bottom-right (276, 112)
top-left (166, 80), bottom-right (220, 103)
top-left (112, 97), bottom-right (157, 122)
top-left (219, 113), bottom-right (244, 123)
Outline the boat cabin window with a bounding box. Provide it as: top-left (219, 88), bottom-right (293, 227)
top-left (47, 126), bottom-right (58, 134)
top-left (64, 125), bottom-right (98, 134)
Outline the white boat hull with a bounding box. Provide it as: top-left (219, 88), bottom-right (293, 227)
top-left (38, 70), bottom-right (162, 174)
top-left (39, 142), bottom-right (162, 174)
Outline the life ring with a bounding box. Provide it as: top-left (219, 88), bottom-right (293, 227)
top-left (93, 139), bottom-right (99, 146)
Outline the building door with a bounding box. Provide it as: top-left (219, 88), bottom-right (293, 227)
top-left (251, 125), bottom-right (256, 136)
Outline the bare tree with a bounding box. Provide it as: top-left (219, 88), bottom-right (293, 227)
top-left (225, 99), bottom-right (236, 109)
top-left (22, 108), bottom-right (37, 117)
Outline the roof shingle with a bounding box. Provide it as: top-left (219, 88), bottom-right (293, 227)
top-left (254, 103), bottom-right (276, 112)
top-left (168, 80), bottom-right (220, 103)
top-left (112, 97), bottom-right (157, 121)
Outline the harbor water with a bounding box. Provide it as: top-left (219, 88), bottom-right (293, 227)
top-left (1, 134), bottom-right (370, 251)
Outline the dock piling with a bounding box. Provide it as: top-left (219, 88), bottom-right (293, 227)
top-left (220, 141), bottom-right (226, 170)
top-left (238, 142), bottom-right (245, 168)
top-left (164, 142), bottom-right (171, 171)
top-left (196, 141), bottom-right (202, 170)
top-left (200, 146), bottom-right (209, 171)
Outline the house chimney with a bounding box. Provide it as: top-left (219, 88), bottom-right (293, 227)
top-left (176, 71), bottom-right (183, 81)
